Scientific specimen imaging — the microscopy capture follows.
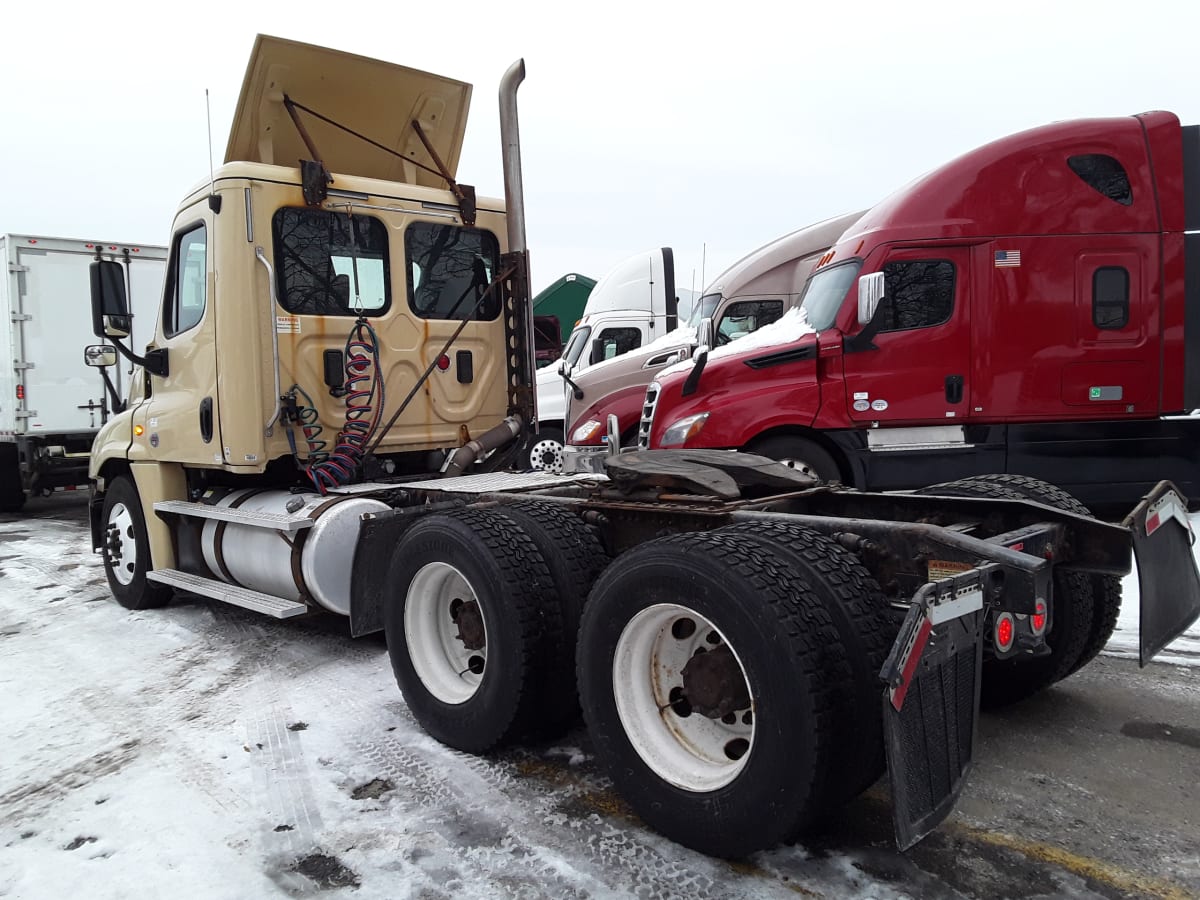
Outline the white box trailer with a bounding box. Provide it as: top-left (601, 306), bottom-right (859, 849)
top-left (0, 234), bottom-right (166, 511)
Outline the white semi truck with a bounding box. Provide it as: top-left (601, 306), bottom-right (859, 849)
top-left (87, 36), bottom-right (1200, 857)
top-left (0, 233), bottom-right (165, 511)
top-left (526, 246), bottom-right (677, 471)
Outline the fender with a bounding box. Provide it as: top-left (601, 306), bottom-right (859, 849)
top-left (650, 336), bottom-right (823, 449)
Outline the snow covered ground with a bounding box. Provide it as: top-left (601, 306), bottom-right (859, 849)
top-left (0, 497), bottom-right (1196, 899)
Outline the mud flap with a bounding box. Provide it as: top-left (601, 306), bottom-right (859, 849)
top-left (879, 570), bottom-right (986, 850)
top-left (1125, 482), bottom-right (1200, 666)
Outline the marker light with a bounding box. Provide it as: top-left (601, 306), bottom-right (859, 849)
top-left (134, 425), bottom-right (145, 436)
top-left (436, 354), bottom-right (451, 371)
top-left (15, 385), bottom-right (23, 400)
top-left (1030, 598), bottom-right (1048, 636)
top-left (994, 612), bottom-right (1015, 652)
top-left (571, 420), bottom-right (604, 444)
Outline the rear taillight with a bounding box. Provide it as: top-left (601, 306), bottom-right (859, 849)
top-left (993, 612), bottom-right (1015, 653)
top-left (1030, 598), bottom-right (1048, 636)
top-left (16, 385), bottom-right (24, 400)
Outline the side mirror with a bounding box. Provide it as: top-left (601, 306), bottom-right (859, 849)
top-left (90, 260), bottom-right (132, 338)
top-left (84, 345), bottom-right (118, 368)
top-left (696, 317), bottom-right (715, 354)
top-left (858, 272), bottom-right (885, 325)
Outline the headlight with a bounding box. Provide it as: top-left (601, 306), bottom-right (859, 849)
top-left (571, 419), bottom-right (604, 444)
top-left (659, 412), bottom-right (710, 448)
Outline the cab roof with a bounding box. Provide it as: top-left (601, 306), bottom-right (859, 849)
top-left (225, 35), bottom-right (472, 188)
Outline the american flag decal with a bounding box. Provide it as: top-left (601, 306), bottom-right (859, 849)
top-left (995, 250), bottom-right (1021, 267)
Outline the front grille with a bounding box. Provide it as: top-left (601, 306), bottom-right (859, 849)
top-left (637, 382), bottom-right (660, 448)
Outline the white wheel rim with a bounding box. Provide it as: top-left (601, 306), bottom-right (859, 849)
top-left (105, 502), bottom-right (137, 586)
top-left (404, 562), bottom-right (488, 704)
top-left (776, 457), bottom-right (820, 479)
top-left (613, 602), bottom-right (755, 792)
top-left (528, 438), bottom-right (564, 474)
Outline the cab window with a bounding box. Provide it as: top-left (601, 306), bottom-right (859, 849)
top-left (164, 223), bottom-right (207, 337)
top-left (406, 223), bottom-right (501, 320)
top-left (590, 327), bottom-right (641, 363)
top-left (717, 299), bottom-right (784, 344)
top-left (273, 208), bottom-right (390, 316)
top-left (877, 260), bottom-right (955, 332)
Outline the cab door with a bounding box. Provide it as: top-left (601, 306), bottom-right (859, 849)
top-left (139, 212), bottom-right (221, 464)
top-left (842, 248), bottom-right (971, 425)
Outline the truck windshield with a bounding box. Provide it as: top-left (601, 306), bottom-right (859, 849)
top-left (798, 261), bottom-right (862, 331)
top-left (686, 293), bottom-right (722, 328)
top-left (562, 325), bottom-right (592, 366)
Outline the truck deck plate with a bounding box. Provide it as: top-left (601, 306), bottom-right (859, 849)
top-left (153, 500), bottom-right (315, 532)
top-left (147, 569), bottom-right (309, 618)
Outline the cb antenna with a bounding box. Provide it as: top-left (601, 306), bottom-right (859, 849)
top-left (205, 89), bottom-right (222, 213)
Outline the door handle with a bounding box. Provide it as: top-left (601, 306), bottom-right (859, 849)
top-left (945, 375), bottom-right (964, 405)
top-left (199, 396), bottom-right (213, 443)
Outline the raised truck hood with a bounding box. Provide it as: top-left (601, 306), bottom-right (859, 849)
top-left (225, 34), bottom-right (472, 187)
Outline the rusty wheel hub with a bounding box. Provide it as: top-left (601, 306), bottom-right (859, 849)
top-left (450, 598), bottom-right (486, 651)
top-left (680, 644), bottom-right (752, 719)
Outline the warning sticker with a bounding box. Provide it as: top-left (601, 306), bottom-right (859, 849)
top-left (276, 316), bottom-right (301, 334)
top-left (927, 559), bottom-right (973, 581)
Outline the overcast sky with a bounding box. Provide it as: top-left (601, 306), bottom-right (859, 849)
top-left (5, 0), bottom-right (1200, 295)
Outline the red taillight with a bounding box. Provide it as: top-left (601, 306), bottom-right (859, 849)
top-left (15, 385), bottom-right (23, 400)
top-left (436, 354), bottom-right (450, 371)
top-left (994, 612), bottom-right (1015, 652)
top-left (1031, 598), bottom-right (1047, 636)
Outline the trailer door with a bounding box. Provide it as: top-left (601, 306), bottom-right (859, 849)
top-left (843, 247), bottom-right (971, 425)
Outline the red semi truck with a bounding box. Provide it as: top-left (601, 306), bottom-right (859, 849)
top-left (636, 111), bottom-right (1200, 510)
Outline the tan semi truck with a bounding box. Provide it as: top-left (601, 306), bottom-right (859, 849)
top-left (88, 36), bottom-right (1200, 858)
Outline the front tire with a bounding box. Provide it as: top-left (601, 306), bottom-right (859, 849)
top-left (747, 435), bottom-right (841, 483)
top-left (523, 425), bottom-right (565, 474)
top-left (577, 531), bottom-right (844, 857)
top-left (101, 475), bottom-right (172, 610)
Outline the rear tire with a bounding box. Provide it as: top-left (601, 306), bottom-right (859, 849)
top-left (746, 435), bottom-right (841, 483)
top-left (938, 473), bottom-right (1121, 676)
top-left (385, 508), bottom-right (562, 753)
top-left (101, 475), bottom-right (172, 610)
top-left (716, 522), bottom-right (894, 807)
top-left (577, 530), bottom-right (845, 857)
top-left (489, 500), bottom-right (609, 735)
top-left (915, 476), bottom-right (1096, 706)
top-left (0, 443), bottom-right (26, 513)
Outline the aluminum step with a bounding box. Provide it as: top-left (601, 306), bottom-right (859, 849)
top-left (147, 569), bottom-right (309, 619)
top-left (153, 500), bottom-right (315, 532)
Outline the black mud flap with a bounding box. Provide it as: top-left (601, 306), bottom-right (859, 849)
top-left (1125, 481), bottom-right (1200, 665)
top-left (348, 500), bottom-right (462, 637)
top-left (879, 569), bottom-right (986, 850)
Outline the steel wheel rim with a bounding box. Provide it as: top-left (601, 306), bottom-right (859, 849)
top-left (776, 457), bottom-right (820, 479)
top-left (529, 438), bottom-right (564, 474)
top-left (105, 502), bottom-right (137, 586)
top-left (404, 561), bottom-right (487, 704)
top-left (613, 602), bottom-right (755, 792)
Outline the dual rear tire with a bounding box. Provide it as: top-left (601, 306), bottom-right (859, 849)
top-left (915, 474), bottom-right (1122, 706)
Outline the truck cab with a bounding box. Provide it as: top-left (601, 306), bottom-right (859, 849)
top-left (563, 211), bottom-right (863, 472)
top-left (642, 111), bottom-right (1200, 508)
top-left (525, 247), bottom-right (677, 471)
top-left (89, 36), bottom-right (531, 604)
